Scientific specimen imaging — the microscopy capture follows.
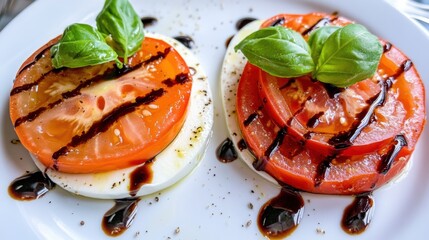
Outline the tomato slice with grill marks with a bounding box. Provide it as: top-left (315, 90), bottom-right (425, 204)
top-left (235, 13), bottom-right (425, 194)
top-left (10, 37), bottom-right (192, 174)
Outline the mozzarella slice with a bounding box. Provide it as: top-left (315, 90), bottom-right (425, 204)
top-left (32, 32), bottom-right (213, 199)
top-left (220, 20), bottom-right (277, 185)
top-left (220, 20), bottom-right (411, 188)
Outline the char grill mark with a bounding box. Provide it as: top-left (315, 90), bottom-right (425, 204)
top-left (13, 47), bottom-right (172, 128)
top-left (52, 88), bottom-right (166, 163)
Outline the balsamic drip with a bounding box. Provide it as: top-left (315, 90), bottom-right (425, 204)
top-left (225, 35), bottom-right (234, 48)
top-left (102, 198), bottom-right (140, 237)
top-left (129, 159), bottom-right (155, 197)
top-left (279, 78), bottom-right (296, 90)
top-left (237, 138), bottom-right (248, 151)
top-left (302, 17), bottom-right (331, 35)
top-left (173, 36), bottom-right (195, 49)
top-left (140, 16), bottom-right (158, 27)
top-left (383, 42), bottom-right (392, 53)
top-left (244, 113), bottom-right (259, 127)
top-left (52, 88), bottom-right (166, 161)
top-left (8, 171), bottom-right (55, 200)
top-left (216, 138), bottom-right (238, 163)
top-left (389, 60), bottom-right (412, 80)
top-left (236, 17), bottom-right (258, 30)
top-left (270, 17), bottom-right (286, 27)
top-left (378, 135), bottom-right (407, 174)
top-left (341, 193), bottom-right (374, 235)
top-left (323, 83), bottom-right (344, 98)
top-left (258, 187), bottom-right (304, 238)
top-left (306, 111), bottom-right (324, 128)
top-left (314, 155), bottom-right (336, 187)
top-left (253, 157), bottom-right (269, 171)
top-left (264, 128), bottom-right (287, 159)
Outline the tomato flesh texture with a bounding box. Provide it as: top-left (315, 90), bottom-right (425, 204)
top-left (236, 13), bottom-right (426, 194)
top-left (238, 64), bottom-right (414, 194)
top-left (10, 37), bottom-right (192, 173)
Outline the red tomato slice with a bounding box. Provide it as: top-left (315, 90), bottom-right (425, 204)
top-left (10, 37), bottom-right (192, 174)
top-left (236, 13), bottom-right (426, 194)
top-left (259, 13), bottom-right (409, 156)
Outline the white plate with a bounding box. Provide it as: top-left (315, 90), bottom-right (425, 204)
top-left (1, 0), bottom-right (428, 239)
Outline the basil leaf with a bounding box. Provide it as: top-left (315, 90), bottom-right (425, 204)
top-left (234, 26), bottom-right (314, 78)
top-left (51, 23), bottom-right (119, 69)
top-left (96, 0), bottom-right (144, 63)
top-left (313, 24), bottom-right (383, 87)
top-left (308, 26), bottom-right (340, 63)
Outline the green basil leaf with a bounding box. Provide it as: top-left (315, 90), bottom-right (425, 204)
top-left (313, 24), bottom-right (383, 87)
top-left (51, 23), bottom-right (119, 69)
top-left (96, 0), bottom-right (144, 63)
top-left (308, 26), bottom-right (340, 63)
top-left (234, 26), bottom-right (314, 78)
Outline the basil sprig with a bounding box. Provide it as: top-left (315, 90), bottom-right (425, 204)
top-left (313, 24), bottom-right (383, 87)
top-left (235, 24), bottom-right (383, 88)
top-left (50, 0), bottom-right (143, 69)
top-left (96, 0), bottom-right (144, 63)
top-left (51, 23), bottom-right (120, 69)
top-left (234, 26), bottom-right (314, 78)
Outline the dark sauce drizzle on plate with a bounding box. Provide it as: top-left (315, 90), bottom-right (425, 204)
top-left (141, 16), bottom-right (158, 27)
top-left (8, 171), bottom-right (55, 200)
top-left (216, 138), bottom-right (238, 163)
top-left (173, 36), bottom-right (195, 49)
top-left (102, 198), bottom-right (140, 237)
top-left (220, 16), bottom-right (412, 238)
top-left (258, 186), bottom-right (304, 238)
top-left (341, 193), bottom-right (374, 234)
top-left (129, 159), bottom-right (155, 197)
top-left (226, 17), bottom-right (258, 48)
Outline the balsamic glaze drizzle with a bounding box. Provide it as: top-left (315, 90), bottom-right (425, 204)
top-left (264, 128), bottom-right (287, 158)
top-left (216, 138), bottom-right (238, 163)
top-left (378, 135), bottom-right (407, 174)
top-left (8, 171), bottom-right (55, 200)
top-left (244, 113), bottom-right (259, 127)
top-left (302, 17), bottom-right (332, 35)
top-left (258, 187), bottom-right (304, 238)
top-left (341, 193), bottom-right (374, 235)
top-left (141, 16), bottom-right (158, 27)
top-left (236, 17), bottom-right (258, 30)
top-left (129, 159), bottom-right (155, 197)
top-left (102, 198), bottom-right (140, 237)
top-left (270, 17), bottom-right (285, 27)
top-left (279, 78), bottom-right (296, 90)
top-left (306, 111), bottom-right (324, 128)
top-left (383, 42), bottom-right (392, 53)
top-left (173, 36), bottom-right (195, 49)
top-left (314, 155), bottom-right (336, 187)
top-left (237, 139), bottom-right (248, 151)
